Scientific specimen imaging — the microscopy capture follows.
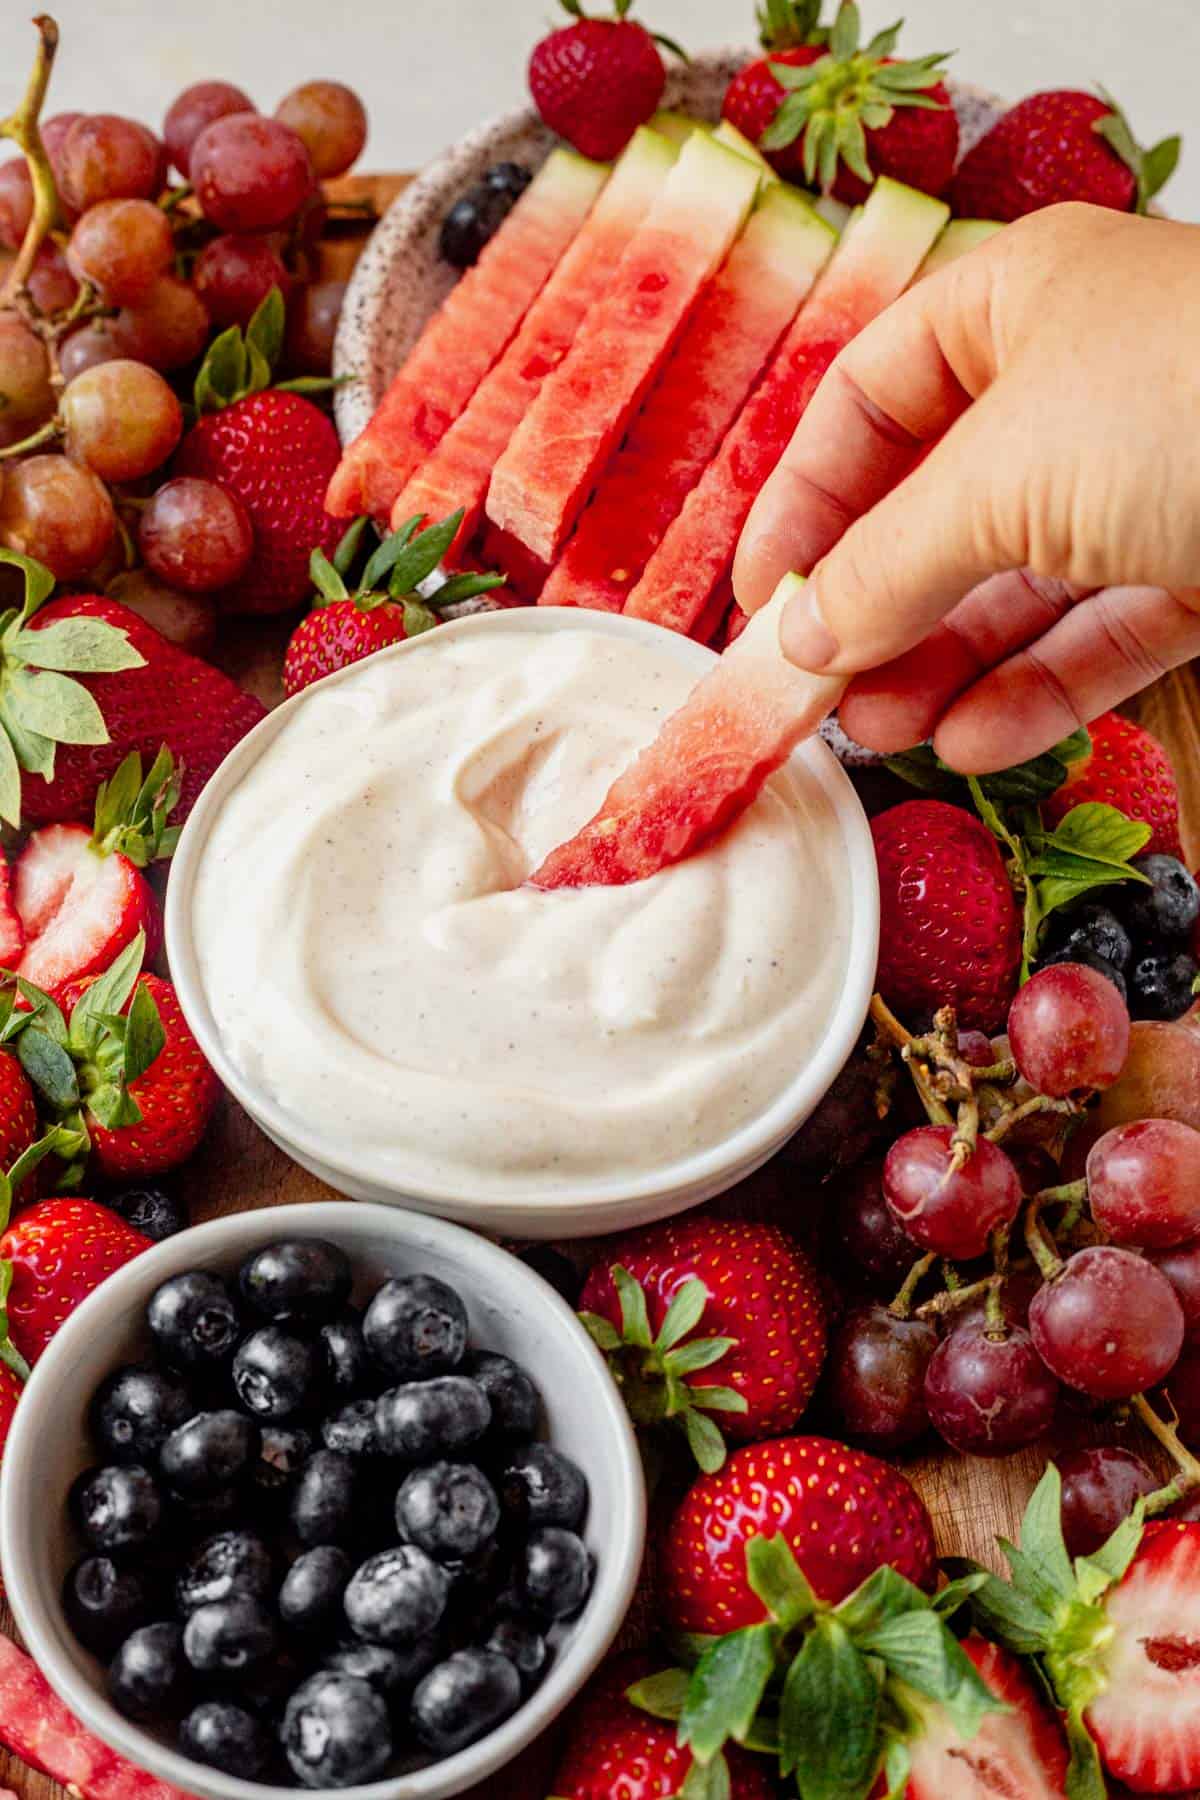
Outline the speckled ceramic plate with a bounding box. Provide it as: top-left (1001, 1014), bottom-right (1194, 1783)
top-left (331, 52), bottom-right (1007, 765)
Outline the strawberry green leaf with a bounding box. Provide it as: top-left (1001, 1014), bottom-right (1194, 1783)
top-left (685, 1384), bottom-right (748, 1414)
top-left (626, 1667), bottom-right (689, 1721)
top-left (193, 324), bottom-right (248, 414)
top-left (662, 1335), bottom-right (736, 1377)
top-left (4, 667), bottom-right (109, 746)
top-left (1141, 134), bottom-right (1182, 204)
top-left (68, 931), bottom-right (145, 1058)
top-left (829, 1), bottom-right (861, 61)
top-left (245, 286), bottom-right (285, 373)
top-left (679, 1756), bottom-right (731, 1800)
top-left (3, 981), bottom-right (67, 1046)
top-left (0, 549), bottom-right (54, 617)
top-left (310, 550), bottom-right (349, 605)
top-left (857, 1611), bottom-right (999, 1735)
top-left (360, 515), bottom-right (423, 592)
top-left (8, 618), bottom-right (145, 674)
top-left (837, 111), bottom-right (874, 184)
top-left (1064, 1706), bottom-right (1108, 1800)
top-left (0, 728), bottom-right (21, 829)
top-left (1092, 87), bottom-right (1181, 214)
top-left (1034, 802), bottom-right (1152, 872)
top-left (835, 1564), bottom-right (930, 1636)
top-left (611, 1264), bottom-right (653, 1349)
top-left (577, 1310), bottom-right (622, 1352)
top-left (124, 979), bottom-right (165, 1084)
top-left (431, 572), bottom-right (506, 609)
top-left (17, 1028), bottom-right (79, 1110)
top-left (931, 1571), bottom-right (991, 1617)
top-left (332, 516), bottom-right (370, 579)
top-left (745, 1533), bottom-right (817, 1629)
top-left (682, 1406), bottom-right (727, 1472)
top-left (966, 1566), bottom-right (1054, 1656)
top-left (768, 60), bottom-right (825, 92)
top-left (882, 1736), bottom-right (912, 1800)
top-left (86, 1079), bottom-right (142, 1132)
top-left (400, 598), bottom-right (438, 638)
top-left (1079, 1503), bottom-right (1144, 1586)
top-left (657, 1278), bottom-right (710, 1350)
top-left (680, 1621), bottom-right (780, 1762)
top-left (779, 1620), bottom-right (879, 1798)
top-left (386, 510), bottom-right (467, 597)
top-left (650, 30), bottom-right (688, 60)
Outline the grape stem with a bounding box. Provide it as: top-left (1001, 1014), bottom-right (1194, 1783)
top-left (889, 1251), bottom-right (936, 1320)
top-left (0, 417), bottom-right (59, 460)
top-left (868, 994), bottom-right (954, 1127)
top-left (985, 1092), bottom-right (1079, 1145)
top-left (0, 16), bottom-right (61, 307)
top-left (1024, 1191), bottom-right (1064, 1280)
top-left (1132, 1392), bottom-right (1200, 1506)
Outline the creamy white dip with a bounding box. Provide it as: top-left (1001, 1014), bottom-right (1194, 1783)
top-left (190, 619), bottom-right (849, 1199)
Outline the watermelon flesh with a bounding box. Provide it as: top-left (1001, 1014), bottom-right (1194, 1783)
top-left (529, 575), bottom-right (844, 888)
top-left (486, 132), bottom-right (761, 565)
top-left (326, 149), bottom-right (608, 522)
top-left (539, 185), bottom-right (835, 614)
top-left (623, 177), bottom-right (949, 637)
top-left (479, 521), bottom-right (552, 600)
top-left (0, 1635), bottom-right (190, 1800)
top-left (388, 127), bottom-right (678, 558)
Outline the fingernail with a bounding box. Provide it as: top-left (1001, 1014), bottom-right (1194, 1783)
top-left (780, 576), bottom-right (839, 670)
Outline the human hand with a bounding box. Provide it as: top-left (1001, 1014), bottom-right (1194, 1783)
top-left (733, 204), bottom-right (1200, 772)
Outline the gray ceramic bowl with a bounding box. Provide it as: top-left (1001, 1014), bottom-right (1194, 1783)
top-left (0, 1202), bottom-right (645, 1800)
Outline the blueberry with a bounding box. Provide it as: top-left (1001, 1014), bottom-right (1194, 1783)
top-left (469, 1352), bottom-right (539, 1442)
top-left (182, 1595), bottom-right (277, 1674)
top-left (1041, 943), bottom-right (1128, 999)
top-left (516, 1245), bottom-right (583, 1307)
top-left (318, 1311), bottom-right (370, 1397)
top-left (62, 1555), bottom-right (152, 1655)
top-left (71, 1464), bottom-right (162, 1555)
top-left (484, 1616), bottom-right (549, 1692)
top-left (109, 1622), bottom-right (189, 1721)
top-left (282, 1672), bottom-right (392, 1789)
top-left (343, 1545), bottom-right (450, 1648)
top-left (160, 1411), bottom-right (260, 1496)
top-left (179, 1701), bottom-right (272, 1777)
top-left (279, 1545), bottom-right (352, 1633)
top-left (363, 1274), bottom-right (468, 1379)
top-left (321, 1398), bottom-right (381, 1459)
top-left (1046, 903), bottom-right (1133, 971)
top-left (147, 1271), bottom-right (240, 1372)
top-left (290, 1449), bottom-right (357, 1546)
top-left (1129, 948), bottom-right (1199, 1020)
top-left (438, 186), bottom-right (510, 270)
top-left (251, 1423), bottom-right (315, 1501)
top-left (483, 160), bottom-right (532, 199)
top-left (324, 1635), bottom-right (439, 1697)
top-left (108, 1183), bottom-right (189, 1242)
top-left (395, 1461), bottom-right (499, 1565)
top-left (375, 1377), bottom-right (490, 1460)
top-left (91, 1366), bottom-right (192, 1466)
top-left (516, 1527), bottom-right (592, 1621)
top-left (1122, 855), bottom-right (1200, 941)
top-left (499, 1442), bottom-right (588, 1531)
top-left (239, 1238), bottom-right (352, 1324)
top-left (233, 1327), bottom-right (324, 1422)
top-left (176, 1530), bottom-right (273, 1613)
top-left (222, 1653), bottom-right (305, 1725)
top-left (168, 1485), bottom-right (243, 1537)
top-left (410, 1649), bottom-right (520, 1756)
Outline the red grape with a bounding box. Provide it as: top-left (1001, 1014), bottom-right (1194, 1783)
top-left (957, 1029), bottom-right (996, 1068)
top-left (924, 1320), bottom-right (1059, 1456)
top-left (191, 114), bottom-right (314, 233)
top-left (0, 313), bottom-right (54, 427)
top-left (0, 453), bottom-right (116, 579)
top-left (1029, 1245), bottom-right (1184, 1400)
top-left (67, 198), bottom-right (174, 304)
top-left (193, 233), bottom-right (290, 328)
top-left (58, 322), bottom-right (124, 382)
top-left (828, 1304), bottom-right (936, 1450)
top-left (286, 278), bottom-right (345, 375)
top-left (1008, 962), bottom-right (1130, 1097)
top-left (114, 275), bottom-right (209, 371)
top-left (829, 1161), bottom-right (916, 1292)
top-left (274, 80), bottom-right (367, 179)
top-left (41, 111), bottom-right (83, 184)
top-left (106, 568), bottom-right (217, 657)
top-left (1150, 1240), bottom-right (1200, 1343)
top-left (1163, 1341), bottom-right (1200, 1445)
top-left (1094, 1021), bottom-right (1200, 1136)
top-left (1057, 1446), bottom-right (1158, 1558)
top-left (1087, 1119), bottom-right (1200, 1250)
top-left (162, 81), bottom-right (255, 178)
top-left (884, 1126), bottom-right (1022, 1260)
top-left (139, 477), bottom-right (253, 593)
top-left (62, 360), bottom-right (182, 483)
top-left (0, 158), bottom-right (33, 250)
top-left (26, 242), bottom-right (79, 315)
top-left (58, 115), bottom-right (164, 212)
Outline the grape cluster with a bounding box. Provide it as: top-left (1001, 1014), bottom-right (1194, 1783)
top-left (0, 43), bottom-right (365, 608)
top-left (828, 962), bottom-right (1200, 1491)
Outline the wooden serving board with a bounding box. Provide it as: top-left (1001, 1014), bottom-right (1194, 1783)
top-left (1, 173), bottom-right (1198, 1800)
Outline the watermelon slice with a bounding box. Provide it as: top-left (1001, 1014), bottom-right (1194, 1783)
top-left (479, 521), bottom-right (552, 600)
top-left (623, 177), bottom-right (949, 637)
top-left (388, 127), bottom-right (678, 557)
top-left (0, 1635), bottom-right (190, 1800)
top-left (539, 185), bottom-right (835, 614)
top-left (486, 132), bottom-right (761, 564)
top-left (326, 148), bottom-right (609, 521)
top-left (530, 574), bottom-right (845, 888)
top-left (917, 216), bottom-right (1002, 279)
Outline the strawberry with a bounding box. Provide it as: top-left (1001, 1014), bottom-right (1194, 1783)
top-left (0, 1050), bottom-right (36, 1182)
top-left (282, 511), bottom-right (504, 698)
top-left (872, 799), bottom-right (1022, 1034)
top-left (578, 1217), bottom-right (825, 1471)
top-left (1041, 711), bottom-right (1181, 859)
top-left (174, 286), bottom-right (341, 614)
top-left (550, 1653), bottom-right (776, 1799)
top-left (0, 1361), bottom-right (23, 1466)
top-left (905, 1638), bottom-right (1070, 1799)
top-left (1, 1196), bottom-right (151, 1364)
top-left (949, 88), bottom-right (1180, 222)
top-left (528, 0), bottom-right (674, 162)
top-left (664, 1433), bottom-right (937, 1636)
top-left (15, 749), bottom-right (178, 998)
top-left (0, 853), bottom-right (22, 966)
top-left (8, 933), bottom-right (219, 1182)
top-left (723, 2), bottom-right (957, 202)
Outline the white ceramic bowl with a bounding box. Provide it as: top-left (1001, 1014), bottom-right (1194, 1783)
top-left (0, 1201), bottom-right (645, 1800)
top-left (164, 606), bottom-right (880, 1240)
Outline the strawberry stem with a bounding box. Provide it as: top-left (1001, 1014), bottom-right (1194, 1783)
top-left (0, 16), bottom-right (61, 307)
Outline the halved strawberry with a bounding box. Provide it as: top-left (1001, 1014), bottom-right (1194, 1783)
top-left (906, 1637), bottom-right (1069, 1798)
top-left (14, 748), bottom-right (177, 998)
top-left (0, 854), bottom-right (23, 967)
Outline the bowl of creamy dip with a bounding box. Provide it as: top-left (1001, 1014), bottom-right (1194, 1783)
top-left (166, 608), bottom-right (879, 1238)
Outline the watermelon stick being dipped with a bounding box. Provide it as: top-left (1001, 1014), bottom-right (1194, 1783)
top-left (326, 148), bottom-right (610, 522)
top-left (529, 573), bottom-right (843, 889)
top-left (487, 129), bottom-right (762, 564)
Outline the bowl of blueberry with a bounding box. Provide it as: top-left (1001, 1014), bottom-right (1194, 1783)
top-left (0, 1202), bottom-right (644, 1798)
